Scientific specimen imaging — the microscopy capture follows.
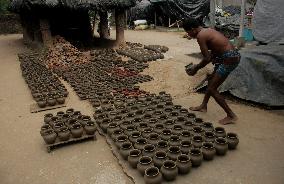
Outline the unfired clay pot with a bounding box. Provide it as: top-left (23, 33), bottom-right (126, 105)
top-left (153, 151), bottom-right (167, 169)
top-left (144, 167), bottom-right (162, 184)
top-left (137, 156), bottom-right (154, 175)
top-left (160, 160), bottom-right (178, 181)
top-left (201, 142), bottom-right (216, 160)
top-left (227, 132), bottom-right (239, 149)
top-left (120, 142), bottom-right (133, 160)
top-left (177, 154), bottom-right (192, 174)
top-left (215, 137), bottom-right (228, 155)
top-left (128, 149), bottom-right (142, 168)
top-left (190, 148), bottom-right (203, 167)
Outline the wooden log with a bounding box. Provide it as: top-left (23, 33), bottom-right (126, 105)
top-left (115, 9), bottom-right (126, 47)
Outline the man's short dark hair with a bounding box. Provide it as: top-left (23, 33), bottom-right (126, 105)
top-left (182, 18), bottom-right (200, 31)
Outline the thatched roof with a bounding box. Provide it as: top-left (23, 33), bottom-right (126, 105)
top-left (10, 0), bottom-right (136, 13)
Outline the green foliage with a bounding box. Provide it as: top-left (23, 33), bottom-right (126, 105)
top-left (0, 0), bottom-right (10, 14)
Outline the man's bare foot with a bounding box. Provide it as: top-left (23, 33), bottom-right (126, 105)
top-left (219, 116), bottom-right (238, 125)
top-left (189, 105), bottom-right (207, 112)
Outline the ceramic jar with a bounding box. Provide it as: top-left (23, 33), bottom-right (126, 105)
top-left (214, 127), bottom-right (226, 138)
top-left (153, 151), bottom-right (167, 168)
top-left (137, 156), bottom-right (154, 175)
top-left (148, 133), bottom-right (160, 145)
top-left (124, 125), bottom-right (136, 136)
top-left (142, 128), bottom-right (154, 138)
top-left (156, 140), bottom-right (168, 152)
top-left (160, 160), bottom-right (178, 181)
top-left (227, 132), bottom-right (239, 149)
top-left (180, 140), bottom-right (191, 154)
top-left (128, 149), bottom-right (142, 168)
top-left (167, 146), bottom-right (181, 161)
top-left (192, 135), bottom-right (204, 148)
top-left (144, 167), bottom-right (162, 184)
top-left (120, 142), bottom-right (133, 160)
top-left (168, 135), bottom-right (181, 147)
top-left (71, 123), bottom-right (84, 138)
top-left (42, 129), bottom-right (57, 144)
top-left (115, 135), bottom-right (128, 149)
top-left (134, 138), bottom-right (148, 150)
top-left (215, 137), bottom-right (228, 155)
top-left (192, 126), bottom-right (204, 136)
top-left (180, 130), bottom-right (192, 141)
top-left (202, 122), bottom-right (214, 132)
top-left (161, 129), bottom-right (172, 141)
top-left (189, 148), bottom-right (203, 167)
top-left (142, 144), bottom-right (156, 158)
top-left (58, 127), bottom-right (71, 141)
top-left (177, 154), bottom-right (192, 174)
top-left (129, 131), bottom-right (142, 144)
top-left (204, 131), bottom-right (215, 142)
top-left (201, 142), bottom-right (216, 160)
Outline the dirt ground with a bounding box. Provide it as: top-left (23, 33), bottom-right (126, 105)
top-left (1, 31), bottom-right (284, 184)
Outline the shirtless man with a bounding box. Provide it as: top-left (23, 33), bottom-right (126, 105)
top-left (183, 18), bottom-right (240, 125)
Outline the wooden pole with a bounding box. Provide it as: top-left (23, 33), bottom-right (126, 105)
top-left (154, 11), bottom-right (157, 29)
top-left (239, 0), bottom-right (246, 37)
top-left (115, 9), bottom-right (126, 46)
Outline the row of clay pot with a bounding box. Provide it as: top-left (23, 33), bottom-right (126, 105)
top-left (40, 109), bottom-right (96, 144)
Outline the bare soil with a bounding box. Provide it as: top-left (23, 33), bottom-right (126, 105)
top-left (0, 31), bottom-right (284, 184)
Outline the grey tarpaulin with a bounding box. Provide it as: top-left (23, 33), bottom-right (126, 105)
top-left (252, 0), bottom-right (284, 44)
top-left (219, 44), bottom-right (284, 106)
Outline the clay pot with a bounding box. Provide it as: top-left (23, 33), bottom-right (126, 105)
top-left (180, 130), bottom-right (192, 141)
top-left (56, 97), bottom-right (65, 104)
top-left (148, 118), bottom-right (158, 128)
top-left (148, 133), bottom-right (160, 145)
top-left (204, 131), bottom-right (215, 142)
top-left (66, 108), bottom-right (74, 115)
top-left (172, 125), bottom-right (183, 135)
top-left (227, 132), bottom-right (239, 149)
top-left (44, 113), bottom-right (53, 123)
top-left (214, 127), bottom-right (226, 138)
top-left (180, 140), bottom-right (192, 154)
top-left (132, 117), bottom-right (143, 126)
top-left (161, 129), bottom-right (172, 141)
top-left (167, 146), bottom-right (181, 161)
top-left (107, 122), bottom-right (120, 136)
top-left (176, 116), bottom-right (186, 125)
top-left (160, 160), bottom-right (178, 181)
top-left (137, 156), bottom-right (154, 175)
top-left (144, 167), bottom-right (162, 184)
top-left (37, 99), bottom-right (47, 108)
top-left (142, 128), bottom-right (154, 138)
top-left (156, 140), bottom-right (168, 152)
top-left (183, 121), bottom-right (194, 131)
top-left (177, 154), bottom-right (192, 174)
top-left (164, 119), bottom-right (175, 129)
top-left (47, 97), bottom-right (57, 106)
top-left (142, 144), bottom-right (156, 158)
top-left (71, 123), bottom-right (84, 138)
top-left (120, 120), bottom-right (131, 130)
top-left (84, 121), bottom-right (97, 135)
top-left (124, 125), bottom-right (136, 136)
top-left (153, 123), bottom-right (164, 134)
top-left (189, 148), bottom-right (203, 167)
top-left (215, 137), bottom-right (228, 155)
top-left (40, 124), bottom-right (51, 135)
top-left (53, 122), bottom-right (65, 132)
top-left (168, 135), bottom-right (181, 147)
top-left (202, 122), bottom-right (214, 132)
top-left (58, 127), bottom-right (71, 141)
top-left (137, 122), bottom-right (148, 132)
top-left (120, 142), bottom-right (133, 160)
top-left (134, 138), bottom-right (148, 150)
top-left (42, 129), bottom-right (57, 144)
top-left (115, 135), bottom-right (128, 149)
top-left (111, 129), bottom-right (124, 141)
top-left (100, 118), bottom-right (111, 133)
top-left (129, 131), bottom-right (141, 143)
top-left (192, 135), bottom-right (204, 148)
top-left (128, 149), bottom-right (142, 168)
top-left (192, 126), bottom-right (204, 136)
top-left (201, 142), bottom-right (216, 160)
top-left (153, 151), bottom-right (167, 168)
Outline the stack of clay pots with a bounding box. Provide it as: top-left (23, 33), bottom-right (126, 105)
top-left (19, 52), bottom-right (68, 108)
top-left (93, 92), bottom-right (239, 183)
top-left (144, 45), bottom-right (169, 53)
top-left (40, 108), bottom-right (96, 145)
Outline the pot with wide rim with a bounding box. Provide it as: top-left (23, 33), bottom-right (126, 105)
top-left (160, 160), bottom-right (178, 181)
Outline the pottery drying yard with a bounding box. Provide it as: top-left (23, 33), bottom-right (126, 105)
top-left (0, 30), bottom-right (284, 184)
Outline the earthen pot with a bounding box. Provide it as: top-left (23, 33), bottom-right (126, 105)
top-left (84, 121), bottom-right (97, 135)
top-left (160, 160), bottom-right (178, 181)
top-left (183, 121), bottom-right (194, 131)
top-left (58, 127), bottom-right (71, 141)
top-left (172, 125), bottom-right (183, 135)
top-left (189, 148), bottom-right (203, 167)
top-left (120, 120), bottom-right (131, 130)
top-left (66, 108), bottom-right (74, 115)
top-left (227, 132), bottom-right (239, 149)
top-left (161, 129), bottom-right (172, 141)
top-left (142, 128), bottom-right (154, 138)
top-left (168, 135), bottom-right (181, 147)
top-left (100, 118), bottom-right (111, 133)
top-left (192, 135), bottom-right (204, 148)
top-left (201, 142), bottom-right (216, 160)
top-left (134, 138), bottom-right (148, 150)
top-left (204, 131), bottom-right (215, 142)
top-left (40, 124), bottom-right (52, 135)
top-left (180, 130), bottom-right (191, 141)
top-left (137, 122), bottom-right (148, 132)
top-left (215, 137), bottom-right (228, 155)
top-left (148, 118), bottom-right (158, 128)
top-left (47, 97), bottom-right (57, 106)
top-left (214, 127), bottom-right (226, 138)
top-left (202, 122), bottom-right (214, 132)
top-left (142, 144), bottom-right (156, 158)
top-left (37, 99), bottom-right (47, 108)
top-left (180, 140), bottom-right (192, 154)
top-left (115, 135), bottom-right (128, 149)
top-left (107, 122), bottom-right (119, 136)
top-left (177, 154), bottom-right (192, 174)
top-left (44, 113), bottom-right (53, 123)
top-left (111, 129), bottom-right (124, 141)
top-left (192, 126), bottom-right (204, 136)
top-left (129, 131), bottom-right (142, 143)
top-left (56, 96), bottom-right (65, 104)
top-left (153, 151), bottom-right (167, 168)
top-left (71, 123), bottom-right (84, 138)
top-left (137, 156), bottom-right (154, 175)
top-left (156, 140), bottom-right (168, 152)
top-left (124, 125), bottom-right (136, 137)
top-left (164, 119), bottom-right (175, 129)
top-left (167, 146), bottom-right (181, 161)
top-left (42, 129), bottom-right (57, 144)
top-left (148, 133), bottom-right (160, 145)
top-left (144, 167), bottom-right (162, 184)
top-left (120, 142), bottom-right (133, 160)
top-left (128, 149), bottom-right (142, 168)
top-left (153, 123), bottom-right (164, 134)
